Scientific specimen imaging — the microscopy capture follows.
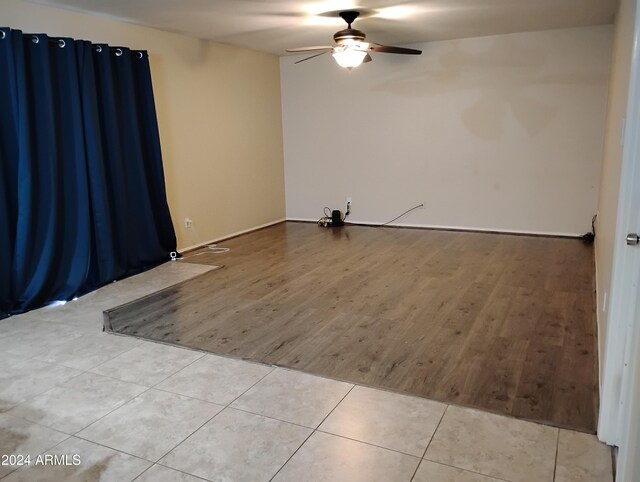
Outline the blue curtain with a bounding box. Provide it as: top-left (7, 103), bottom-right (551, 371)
top-left (0, 29), bottom-right (176, 319)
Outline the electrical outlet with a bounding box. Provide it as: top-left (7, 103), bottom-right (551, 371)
top-left (184, 217), bottom-right (193, 228)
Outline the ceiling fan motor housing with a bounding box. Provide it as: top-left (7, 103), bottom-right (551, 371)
top-left (333, 28), bottom-right (366, 43)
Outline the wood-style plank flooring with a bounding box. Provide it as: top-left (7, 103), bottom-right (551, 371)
top-left (106, 222), bottom-right (598, 432)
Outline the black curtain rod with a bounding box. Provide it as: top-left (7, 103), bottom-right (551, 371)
top-left (0, 31), bottom-right (143, 57)
top-left (34, 36), bottom-right (144, 57)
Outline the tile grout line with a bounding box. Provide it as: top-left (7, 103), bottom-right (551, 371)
top-left (1, 408), bottom-right (75, 436)
top-left (222, 405), bottom-right (315, 431)
top-left (148, 349), bottom-right (208, 388)
top-left (160, 385), bottom-right (440, 461)
top-left (267, 428), bottom-right (316, 482)
top-left (147, 362), bottom-right (277, 468)
top-left (211, 364), bottom-right (277, 408)
top-left (34, 336), bottom-right (147, 372)
top-left (416, 405), bottom-right (533, 482)
top-left (44, 348), bottom-right (207, 438)
top-left (6, 339), bottom-right (276, 479)
top-left (409, 403), bottom-right (449, 481)
top-left (313, 429), bottom-right (424, 459)
top-left (552, 428), bottom-right (560, 482)
top-left (3, 358), bottom-right (97, 430)
top-left (69, 383), bottom-right (151, 438)
top-left (130, 464), bottom-right (155, 482)
top-left (10, 346), bottom-right (205, 436)
top-left (69, 350), bottom-right (210, 446)
top-left (268, 382), bottom-right (357, 482)
top-left (422, 459), bottom-right (512, 482)
top-left (133, 462), bottom-right (212, 482)
top-left (87, 340), bottom-right (206, 380)
top-left (94, 353), bottom-right (275, 410)
top-left (74, 338), bottom-right (208, 392)
top-left (63, 435), bottom-right (158, 466)
top-left (2, 433), bottom-right (152, 480)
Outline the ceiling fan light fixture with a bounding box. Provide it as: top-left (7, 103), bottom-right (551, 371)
top-left (287, 9), bottom-right (422, 68)
top-left (332, 45), bottom-right (367, 68)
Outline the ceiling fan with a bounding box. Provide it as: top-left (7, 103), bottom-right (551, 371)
top-left (286, 10), bottom-right (422, 69)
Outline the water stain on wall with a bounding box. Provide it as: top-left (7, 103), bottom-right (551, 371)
top-left (373, 36), bottom-right (608, 140)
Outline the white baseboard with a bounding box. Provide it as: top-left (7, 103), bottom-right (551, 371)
top-left (286, 217), bottom-right (581, 238)
top-left (178, 218), bottom-right (286, 253)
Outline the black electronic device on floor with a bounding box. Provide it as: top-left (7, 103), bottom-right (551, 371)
top-left (331, 210), bottom-right (344, 227)
top-left (318, 202), bottom-right (350, 227)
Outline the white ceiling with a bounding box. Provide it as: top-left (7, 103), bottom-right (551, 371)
top-left (27, 0), bottom-right (618, 55)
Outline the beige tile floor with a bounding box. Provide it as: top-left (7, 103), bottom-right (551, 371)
top-left (0, 262), bottom-right (614, 481)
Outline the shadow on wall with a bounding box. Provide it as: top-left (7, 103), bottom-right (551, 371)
top-left (373, 38), bottom-right (609, 140)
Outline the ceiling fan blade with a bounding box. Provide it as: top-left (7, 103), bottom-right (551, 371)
top-left (370, 44), bottom-right (422, 55)
top-left (295, 51), bottom-right (329, 64)
top-left (286, 46), bottom-right (332, 53)
top-left (363, 53), bottom-right (372, 63)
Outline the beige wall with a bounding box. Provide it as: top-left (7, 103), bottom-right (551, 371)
top-left (281, 26), bottom-right (612, 235)
top-left (4, 0), bottom-right (286, 250)
top-left (596, 0), bottom-right (638, 374)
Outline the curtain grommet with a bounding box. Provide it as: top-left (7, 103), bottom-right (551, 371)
top-left (137, 51), bottom-right (143, 59)
top-left (32, 35), bottom-right (39, 44)
top-left (115, 48), bottom-right (123, 57)
top-left (58, 39), bottom-right (65, 48)
top-left (0, 31), bottom-right (6, 40)
top-left (95, 45), bottom-right (102, 53)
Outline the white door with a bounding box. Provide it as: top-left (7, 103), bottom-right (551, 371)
top-left (616, 255), bottom-right (640, 479)
top-left (599, 3), bottom-right (640, 478)
top-left (615, 127), bottom-right (640, 478)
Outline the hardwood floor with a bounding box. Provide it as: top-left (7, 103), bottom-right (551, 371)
top-left (106, 221), bottom-right (598, 432)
